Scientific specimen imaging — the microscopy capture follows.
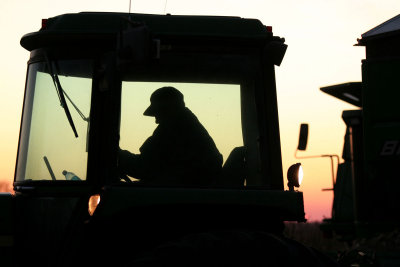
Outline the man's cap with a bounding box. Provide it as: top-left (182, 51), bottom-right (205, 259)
top-left (144, 87), bottom-right (185, 116)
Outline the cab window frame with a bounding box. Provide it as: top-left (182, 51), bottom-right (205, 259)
top-left (115, 49), bottom-right (268, 187)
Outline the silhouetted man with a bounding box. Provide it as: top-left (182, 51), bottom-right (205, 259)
top-left (118, 86), bottom-right (223, 186)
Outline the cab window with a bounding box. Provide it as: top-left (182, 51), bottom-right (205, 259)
top-left (118, 81), bottom-right (245, 186)
top-left (16, 60), bottom-right (92, 181)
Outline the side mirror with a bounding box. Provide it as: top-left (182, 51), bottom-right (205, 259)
top-left (297, 123), bottom-right (309, 151)
top-left (264, 40), bottom-right (288, 66)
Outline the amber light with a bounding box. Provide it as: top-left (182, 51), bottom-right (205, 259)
top-left (88, 194), bottom-right (101, 216)
top-left (41, 19), bottom-right (48, 29)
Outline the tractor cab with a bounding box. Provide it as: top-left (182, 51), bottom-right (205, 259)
top-left (11, 12), bottom-right (305, 266)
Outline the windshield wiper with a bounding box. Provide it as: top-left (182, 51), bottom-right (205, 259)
top-left (62, 89), bottom-right (91, 152)
top-left (43, 156), bottom-right (56, 180)
top-left (44, 54), bottom-right (79, 138)
top-left (62, 89), bottom-right (89, 122)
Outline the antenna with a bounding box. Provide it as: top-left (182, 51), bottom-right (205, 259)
top-left (129, 0), bottom-right (132, 14)
top-left (164, 0), bottom-right (168, 14)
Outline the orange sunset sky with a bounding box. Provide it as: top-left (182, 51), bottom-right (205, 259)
top-left (0, 0), bottom-right (399, 221)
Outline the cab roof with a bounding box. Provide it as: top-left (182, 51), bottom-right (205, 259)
top-left (357, 14), bottom-right (400, 45)
top-left (320, 82), bottom-right (362, 107)
top-left (21, 12), bottom-right (273, 51)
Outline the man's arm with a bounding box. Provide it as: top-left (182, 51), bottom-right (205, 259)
top-left (118, 149), bottom-right (142, 179)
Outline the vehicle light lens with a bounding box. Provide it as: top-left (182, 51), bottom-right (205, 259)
top-left (298, 165), bottom-right (303, 185)
top-left (88, 194), bottom-right (100, 216)
top-left (287, 163), bottom-right (303, 191)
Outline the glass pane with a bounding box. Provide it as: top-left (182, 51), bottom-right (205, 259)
top-left (119, 82), bottom-right (243, 186)
top-left (16, 61), bottom-right (92, 181)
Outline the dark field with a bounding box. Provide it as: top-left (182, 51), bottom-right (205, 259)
top-left (284, 222), bottom-right (348, 259)
top-left (284, 222), bottom-right (400, 266)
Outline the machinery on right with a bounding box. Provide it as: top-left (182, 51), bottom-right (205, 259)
top-left (300, 14), bottom-right (400, 242)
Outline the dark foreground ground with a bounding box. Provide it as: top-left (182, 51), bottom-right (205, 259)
top-left (284, 222), bottom-right (400, 266)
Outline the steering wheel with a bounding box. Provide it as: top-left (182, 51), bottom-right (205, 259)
top-left (120, 174), bottom-right (133, 183)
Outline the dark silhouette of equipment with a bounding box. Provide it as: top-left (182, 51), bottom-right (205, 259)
top-left (304, 15), bottom-right (400, 244)
top-left (0, 12), bottom-right (339, 267)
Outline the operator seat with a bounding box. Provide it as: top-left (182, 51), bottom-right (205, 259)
top-left (221, 146), bottom-right (246, 186)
